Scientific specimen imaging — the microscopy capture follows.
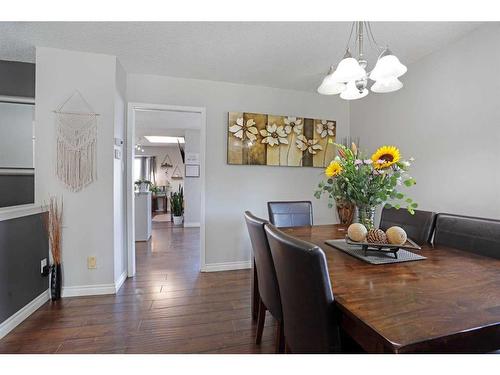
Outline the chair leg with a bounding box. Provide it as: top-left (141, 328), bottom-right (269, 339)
top-left (255, 300), bottom-right (266, 344)
top-left (275, 320), bottom-right (285, 353)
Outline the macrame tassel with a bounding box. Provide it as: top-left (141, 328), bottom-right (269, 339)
top-left (55, 112), bottom-right (97, 192)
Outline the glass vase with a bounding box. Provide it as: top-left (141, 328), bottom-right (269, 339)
top-left (355, 205), bottom-right (377, 230)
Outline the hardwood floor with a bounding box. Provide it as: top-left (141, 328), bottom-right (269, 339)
top-left (0, 221), bottom-right (276, 353)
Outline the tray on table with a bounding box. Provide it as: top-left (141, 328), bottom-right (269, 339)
top-left (344, 236), bottom-right (421, 259)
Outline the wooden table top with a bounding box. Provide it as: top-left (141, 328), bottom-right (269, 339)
top-left (281, 224), bottom-right (500, 353)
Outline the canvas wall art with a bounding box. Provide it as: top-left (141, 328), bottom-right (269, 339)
top-left (227, 112), bottom-right (336, 167)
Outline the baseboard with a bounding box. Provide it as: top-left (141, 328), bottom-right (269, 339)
top-left (0, 289), bottom-right (50, 340)
top-left (114, 270), bottom-right (128, 293)
top-left (183, 222), bottom-right (200, 228)
top-left (201, 260), bottom-right (252, 272)
top-left (61, 283), bottom-right (117, 298)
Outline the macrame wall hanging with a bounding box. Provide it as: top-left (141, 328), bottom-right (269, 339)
top-left (171, 165), bottom-right (183, 180)
top-left (160, 153), bottom-right (173, 170)
top-left (54, 91), bottom-right (99, 192)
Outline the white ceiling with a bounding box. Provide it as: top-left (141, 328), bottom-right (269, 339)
top-left (135, 109), bottom-right (201, 145)
top-left (0, 22), bottom-right (483, 91)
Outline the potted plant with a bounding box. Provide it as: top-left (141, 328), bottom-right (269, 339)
top-left (170, 186), bottom-right (184, 225)
top-left (134, 179), bottom-right (152, 193)
top-left (315, 143), bottom-right (417, 229)
top-left (149, 184), bottom-right (160, 194)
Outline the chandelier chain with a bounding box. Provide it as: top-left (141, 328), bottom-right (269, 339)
top-left (344, 22), bottom-right (355, 53)
top-left (366, 22), bottom-right (385, 52)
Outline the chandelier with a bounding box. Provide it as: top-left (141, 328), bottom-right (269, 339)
top-left (318, 22), bottom-right (407, 100)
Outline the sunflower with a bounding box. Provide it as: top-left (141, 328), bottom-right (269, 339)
top-left (371, 145), bottom-right (401, 169)
top-left (325, 161), bottom-right (343, 177)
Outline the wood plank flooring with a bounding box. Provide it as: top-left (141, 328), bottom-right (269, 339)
top-left (0, 221), bottom-right (276, 353)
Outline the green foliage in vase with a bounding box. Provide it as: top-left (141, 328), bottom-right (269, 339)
top-left (149, 184), bottom-right (160, 194)
top-left (134, 179), bottom-right (152, 186)
top-left (314, 143), bottom-right (418, 214)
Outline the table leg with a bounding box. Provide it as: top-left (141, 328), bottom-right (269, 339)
top-left (251, 258), bottom-right (260, 321)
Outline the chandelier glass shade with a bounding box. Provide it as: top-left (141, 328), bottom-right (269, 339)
top-left (331, 54), bottom-right (367, 83)
top-left (340, 80), bottom-right (369, 100)
top-left (370, 51), bottom-right (407, 81)
top-left (318, 22), bottom-right (407, 100)
top-left (370, 77), bottom-right (403, 93)
top-left (317, 67), bottom-right (347, 95)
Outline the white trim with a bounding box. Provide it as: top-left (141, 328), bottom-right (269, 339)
top-left (201, 261), bottom-right (252, 273)
top-left (114, 270), bottom-right (128, 293)
top-left (126, 104), bottom-right (136, 277)
top-left (126, 102), bottom-right (207, 276)
top-left (0, 205), bottom-right (45, 222)
top-left (183, 222), bottom-right (200, 228)
top-left (61, 283), bottom-right (116, 298)
top-left (0, 289), bottom-right (49, 340)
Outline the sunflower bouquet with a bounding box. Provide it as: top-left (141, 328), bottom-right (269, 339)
top-left (314, 143), bottom-right (417, 228)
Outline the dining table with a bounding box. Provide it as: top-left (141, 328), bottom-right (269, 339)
top-left (251, 224), bottom-right (500, 353)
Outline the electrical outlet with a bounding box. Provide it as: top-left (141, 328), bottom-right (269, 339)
top-left (41, 258), bottom-right (48, 274)
top-left (87, 256), bottom-right (97, 269)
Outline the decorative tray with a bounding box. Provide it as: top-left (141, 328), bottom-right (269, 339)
top-left (345, 236), bottom-right (421, 259)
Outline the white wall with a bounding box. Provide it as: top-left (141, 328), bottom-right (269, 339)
top-left (36, 47), bottom-right (126, 293)
top-left (113, 60), bottom-right (127, 285)
top-left (350, 23), bottom-right (500, 220)
top-left (184, 129), bottom-right (201, 226)
top-left (128, 75), bottom-right (350, 265)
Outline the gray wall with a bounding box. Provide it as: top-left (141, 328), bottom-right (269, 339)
top-left (0, 175), bottom-right (34, 208)
top-left (0, 60), bottom-right (35, 98)
top-left (36, 47), bottom-right (119, 291)
top-left (350, 23), bottom-right (500, 220)
top-left (0, 213), bottom-right (49, 324)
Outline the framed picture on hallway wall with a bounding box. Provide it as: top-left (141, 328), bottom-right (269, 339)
top-left (227, 111), bottom-right (336, 167)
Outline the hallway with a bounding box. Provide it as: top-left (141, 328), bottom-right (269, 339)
top-left (0, 222), bottom-right (275, 353)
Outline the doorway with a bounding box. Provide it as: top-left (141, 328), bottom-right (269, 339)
top-left (126, 103), bottom-right (206, 277)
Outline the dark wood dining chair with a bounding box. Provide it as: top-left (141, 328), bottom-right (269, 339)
top-left (267, 201), bottom-right (313, 227)
top-left (264, 223), bottom-right (341, 354)
top-left (379, 207), bottom-right (436, 245)
top-left (434, 213), bottom-right (500, 259)
top-left (244, 211), bottom-right (284, 353)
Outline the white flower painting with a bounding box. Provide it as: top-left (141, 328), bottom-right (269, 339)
top-left (260, 123), bottom-right (288, 146)
top-left (228, 117), bottom-right (259, 142)
top-left (227, 112), bottom-right (335, 167)
top-left (284, 117), bottom-right (303, 135)
top-left (296, 135), bottom-right (323, 155)
top-left (316, 120), bottom-right (335, 138)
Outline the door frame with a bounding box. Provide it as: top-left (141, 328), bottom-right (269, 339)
top-left (126, 102), bottom-right (207, 277)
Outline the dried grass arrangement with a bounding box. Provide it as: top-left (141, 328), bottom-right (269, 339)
top-left (44, 196), bottom-right (63, 265)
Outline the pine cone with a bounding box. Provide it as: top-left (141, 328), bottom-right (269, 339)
top-left (366, 229), bottom-right (387, 244)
